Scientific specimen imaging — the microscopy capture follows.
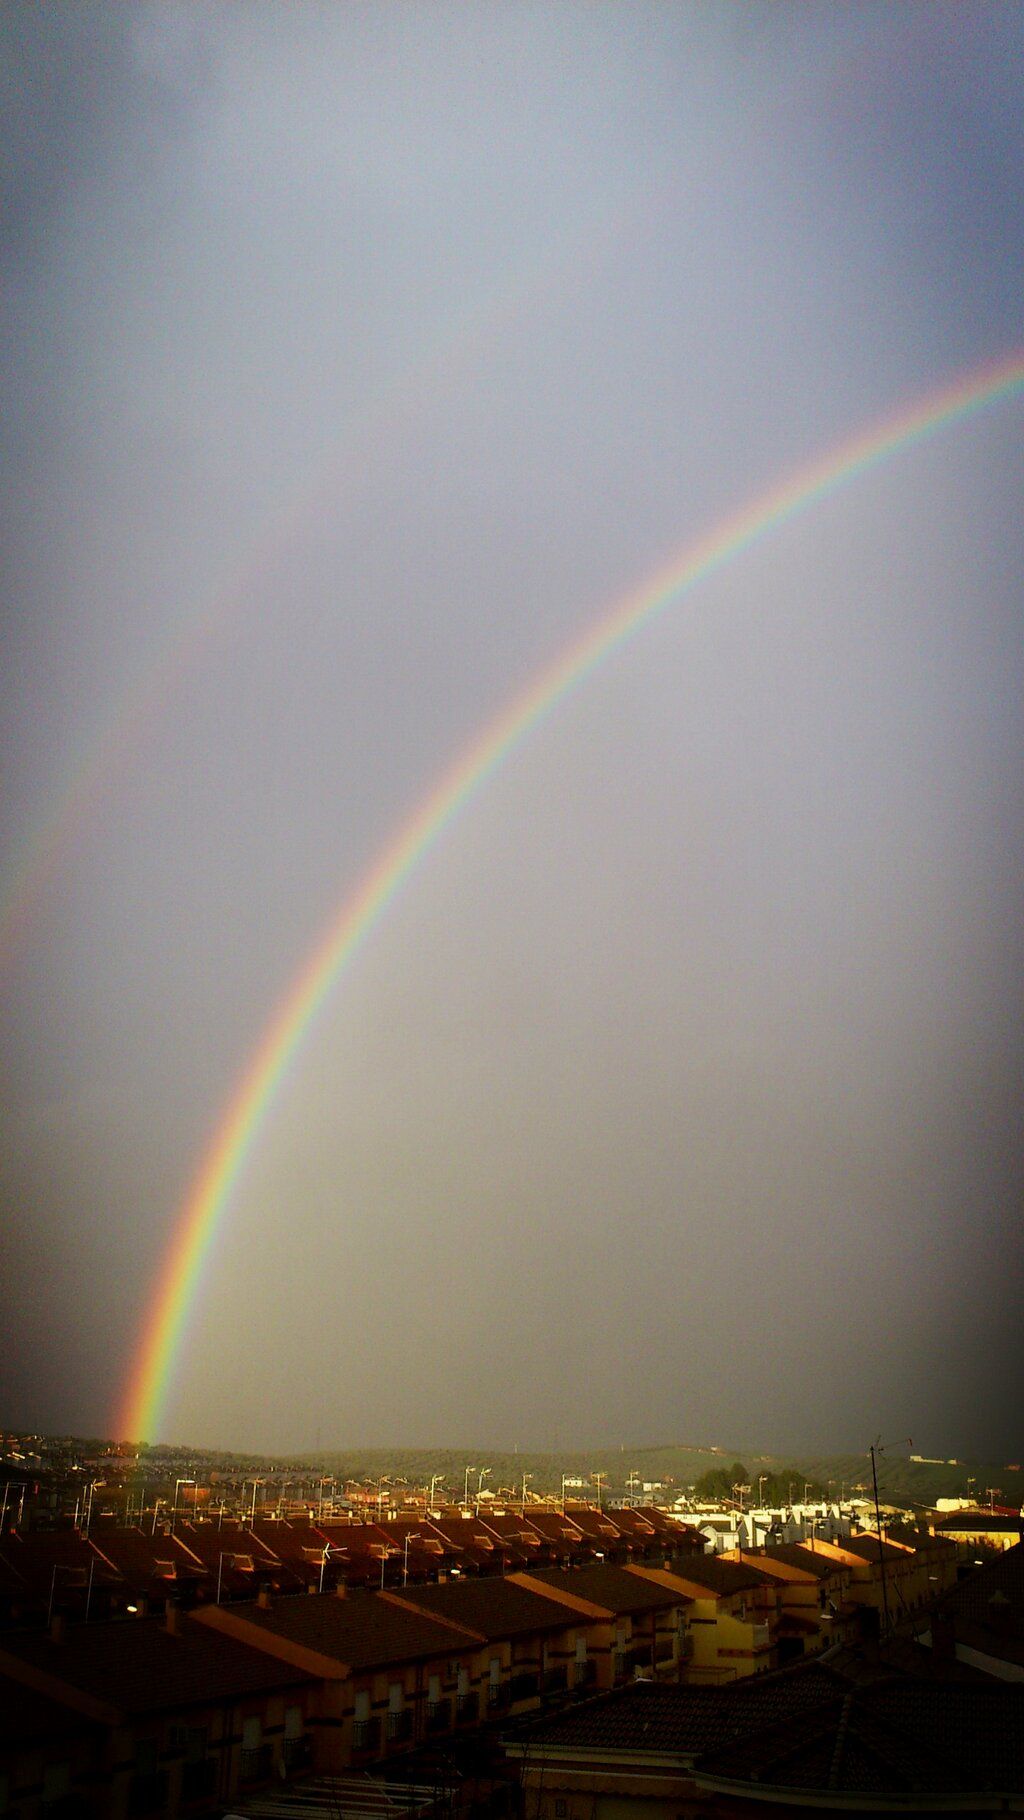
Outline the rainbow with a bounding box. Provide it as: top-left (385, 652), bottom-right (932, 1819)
top-left (119, 350), bottom-right (1024, 1443)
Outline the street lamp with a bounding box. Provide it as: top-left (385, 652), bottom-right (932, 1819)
top-left (0, 1481), bottom-right (26, 1533)
top-left (173, 1479), bottom-right (196, 1527)
top-left (403, 1532), bottom-right (420, 1586)
top-left (428, 1475), bottom-right (445, 1512)
top-left (216, 1552), bottom-right (235, 1604)
top-left (463, 1467), bottom-right (477, 1507)
top-left (476, 1468), bottom-right (491, 1508)
top-left (84, 1479), bottom-right (103, 1535)
top-left (248, 1478), bottom-right (264, 1525)
top-left (758, 1475), bottom-right (767, 1507)
top-left (520, 1474), bottom-right (532, 1515)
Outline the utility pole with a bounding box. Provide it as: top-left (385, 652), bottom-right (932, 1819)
top-left (869, 1443), bottom-right (890, 1636)
top-left (869, 1437), bottom-right (911, 1638)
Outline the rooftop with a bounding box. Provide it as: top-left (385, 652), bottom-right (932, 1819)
top-left (0, 1610), bottom-right (313, 1718)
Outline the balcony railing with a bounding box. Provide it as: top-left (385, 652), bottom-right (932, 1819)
top-left (573, 1660), bottom-right (596, 1691)
top-left (240, 1745), bottom-right (272, 1784)
top-left (283, 1735), bottom-right (312, 1773)
top-left (457, 1692), bottom-right (478, 1722)
top-left (425, 1698), bottom-right (451, 1733)
top-left (486, 1684), bottom-right (510, 1711)
top-left (181, 1759), bottom-right (217, 1803)
top-left (751, 1624), bottom-right (771, 1649)
top-left (353, 1718), bottom-right (381, 1754)
top-left (510, 1671), bottom-right (539, 1702)
top-left (542, 1665), bottom-right (568, 1696)
top-left (386, 1711), bottom-right (413, 1743)
top-left (129, 1770), bottom-right (169, 1815)
top-left (611, 1650), bottom-right (628, 1684)
top-left (655, 1639), bottom-right (676, 1662)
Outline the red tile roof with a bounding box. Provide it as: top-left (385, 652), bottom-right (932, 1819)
top-left (0, 1611), bottom-right (313, 1719)
top-left (212, 1590), bottom-right (482, 1669)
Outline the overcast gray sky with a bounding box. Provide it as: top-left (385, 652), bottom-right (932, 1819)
top-left (2, 3), bottom-right (1022, 1458)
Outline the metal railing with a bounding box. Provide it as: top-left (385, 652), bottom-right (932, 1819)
top-left (128, 1770), bottom-right (169, 1815)
top-left (240, 1744), bottom-right (272, 1783)
top-left (283, 1735), bottom-right (312, 1772)
top-left (510, 1670), bottom-right (539, 1701)
top-left (353, 1718), bottom-right (381, 1753)
top-left (181, 1759), bottom-right (216, 1802)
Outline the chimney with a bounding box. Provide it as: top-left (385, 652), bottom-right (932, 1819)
top-left (165, 1601), bottom-right (181, 1636)
top-left (334, 1582), bottom-right (348, 1599)
top-left (257, 1584), bottom-right (272, 1610)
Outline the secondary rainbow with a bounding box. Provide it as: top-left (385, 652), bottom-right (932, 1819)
top-left (119, 350), bottom-right (1024, 1443)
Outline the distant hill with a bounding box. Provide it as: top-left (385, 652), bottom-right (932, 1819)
top-left (99, 1434), bottom-right (1019, 1510)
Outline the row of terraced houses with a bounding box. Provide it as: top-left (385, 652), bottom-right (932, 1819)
top-left (0, 1505), bottom-right (964, 1819)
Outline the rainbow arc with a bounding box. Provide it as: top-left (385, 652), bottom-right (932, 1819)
top-left (119, 350), bottom-right (1024, 1443)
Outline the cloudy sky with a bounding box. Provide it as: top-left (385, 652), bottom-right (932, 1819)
top-left (2, 3), bottom-right (1022, 1458)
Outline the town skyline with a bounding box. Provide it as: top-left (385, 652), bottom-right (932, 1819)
top-left (4, 5), bottom-right (1023, 1456)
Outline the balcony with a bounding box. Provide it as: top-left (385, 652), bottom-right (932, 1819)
top-left (386, 1711), bottom-right (413, 1743)
top-left (510, 1671), bottom-right (539, 1702)
top-left (751, 1624), bottom-right (771, 1650)
top-left (129, 1771), bottom-right (169, 1815)
top-left (353, 1718), bottom-right (381, 1755)
top-left (573, 1660), bottom-right (596, 1692)
top-left (486, 1684), bottom-right (510, 1712)
top-left (425, 1698), bottom-right (451, 1734)
top-left (240, 1745), bottom-right (272, 1784)
top-left (456, 1691), bottom-right (479, 1722)
top-left (181, 1759), bottom-right (217, 1803)
top-left (611, 1650), bottom-right (628, 1684)
top-left (283, 1735), bottom-right (312, 1773)
top-left (655, 1638), bottom-right (676, 1663)
top-left (542, 1665), bottom-right (568, 1697)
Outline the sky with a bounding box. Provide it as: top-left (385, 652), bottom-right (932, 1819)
top-left (2, 2), bottom-right (1022, 1461)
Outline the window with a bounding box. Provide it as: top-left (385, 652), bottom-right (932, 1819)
top-left (242, 1718), bottom-right (262, 1753)
top-left (354, 1690), bottom-right (370, 1723)
top-left (388, 1682), bottom-right (403, 1714)
top-left (284, 1707), bottom-right (302, 1741)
